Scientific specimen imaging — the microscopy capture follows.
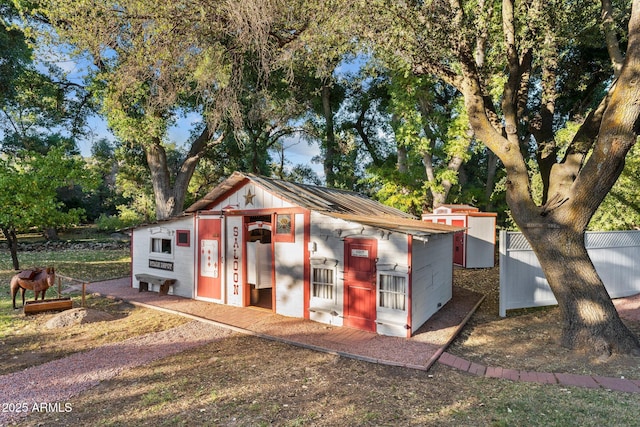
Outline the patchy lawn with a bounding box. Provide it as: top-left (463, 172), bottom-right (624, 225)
top-left (1, 246), bottom-right (640, 426)
top-left (13, 335), bottom-right (640, 427)
top-left (448, 267), bottom-right (640, 379)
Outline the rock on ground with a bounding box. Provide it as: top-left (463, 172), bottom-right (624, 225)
top-left (44, 308), bottom-right (116, 329)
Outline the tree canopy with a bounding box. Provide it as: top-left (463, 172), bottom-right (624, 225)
top-left (0, 147), bottom-right (98, 269)
top-left (24, 0), bottom-right (316, 219)
top-left (347, 0), bottom-right (640, 355)
top-left (11, 0), bottom-right (640, 356)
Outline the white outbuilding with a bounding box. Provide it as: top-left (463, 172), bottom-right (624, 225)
top-left (422, 204), bottom-right (497, 268)
top-left (131, 172), bottom-right (462, 337)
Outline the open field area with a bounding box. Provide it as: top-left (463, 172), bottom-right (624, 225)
top-left (1, 232), bottom-right (640, 426)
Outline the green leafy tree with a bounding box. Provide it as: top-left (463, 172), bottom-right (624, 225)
top-left (353, 0), bottom-right (640, 356)
top-left (590, 142), bottom-right (640, 230)
top-left (0, 1), bottom-right (30, 102)
top-left (387, 68), bottom-right (474, 210)
top-left (29, 0), bottom-right (313, 220)
top-left (0, 148), bottom-right (98, 269)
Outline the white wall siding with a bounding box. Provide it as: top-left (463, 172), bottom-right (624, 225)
top-left (274, 213), bottom-right (306, 317)
top-left (466, 216), bottom-right (496, 268)
top-left (206, 182), bottom-right (295, 211)
top-left (307, 212), bottom-right (452, 337)
top-left (308, 212), bottom-right (345, 326)
top-left (499, 230), bottom-right (640, 316)
top-left (131, 216), bottom-right (195, 298)
top-left (410, 234), bottom-right (453, 334)
top-left (375, 232), bottom-right (411, 337)
top-left (225, 216), bottom-right (244, 306)
top-left (308, 212), bottom-right (414, 332)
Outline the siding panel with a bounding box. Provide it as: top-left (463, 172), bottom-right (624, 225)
top-left (131, 216), bottom-right (195, 298)
top-left (411, 234), bottom-right (453, 334)
top-left (499, 230), bottom-right (640, 316)
top-left (274, 213), bottom-right (305, 317)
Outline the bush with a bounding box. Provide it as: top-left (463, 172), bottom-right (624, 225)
top-left (96, 206), bottom-right (145, 232)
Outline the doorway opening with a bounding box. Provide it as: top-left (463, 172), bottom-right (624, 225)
top-left (246, 216), bottom-right (273, 310)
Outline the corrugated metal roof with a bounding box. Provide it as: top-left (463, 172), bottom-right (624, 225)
top-left (328, 213), bottom-right (463, 235)
top-left (185, 172), bottom-right (462, 235)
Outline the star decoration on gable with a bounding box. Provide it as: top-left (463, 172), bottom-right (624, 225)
top-left (244, 188), bottom-right (255, 206)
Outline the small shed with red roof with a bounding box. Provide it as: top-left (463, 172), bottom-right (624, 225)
top-left (422, 204), bottom-right (497, 268)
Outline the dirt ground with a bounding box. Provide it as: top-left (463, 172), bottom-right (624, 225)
top-left (4, 268), bottom-right (640, 382)
top-left (4, 268), bottom-right (640, 426)
top-left (448, 267), bottom-right (640, 379)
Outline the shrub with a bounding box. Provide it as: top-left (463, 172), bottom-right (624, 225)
top-left (96, 205), bottom-right (145, 232)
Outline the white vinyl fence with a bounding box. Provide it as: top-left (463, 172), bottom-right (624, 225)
top-left (499, 230), bottom-right (640, 317)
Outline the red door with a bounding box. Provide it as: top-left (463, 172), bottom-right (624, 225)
top-left (197, 218), bottom-right (222, 300)
top-left (344, 238), bottom-right (377, 332)
top-left (452, 219), bottom-right (465, 266)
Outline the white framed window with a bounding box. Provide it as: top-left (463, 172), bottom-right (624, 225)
top-left (151, 237), bottom-right (172, 255)
top-left (378, 272), bottom-right (408, 311)
top-left (312, 266), bottom-right (335, 300)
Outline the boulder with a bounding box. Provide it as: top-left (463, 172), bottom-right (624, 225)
top-left (44, 308), bottom-right (116, 329)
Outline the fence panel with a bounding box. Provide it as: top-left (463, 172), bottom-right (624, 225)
top-left (499, 230), bottom-right (640, 316)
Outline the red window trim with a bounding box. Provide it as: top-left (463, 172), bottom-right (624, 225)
top-left (274, 213), bottom-right (295, 242)
top-left (176, 229), bottom-right (191, 247)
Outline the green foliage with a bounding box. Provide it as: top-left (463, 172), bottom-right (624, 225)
top-left (113, 142), bottom-right (156, 222)
top-left (364, 161), bottom-right (427, 216)
top-left (382, 63), bottom-right (476, 209)
top-left (96, 206), bottom-right (145, 233)
top-left (590, 142), bottom-right (640, 230)
top-left (0, 2), bottom-right (31, 98)
top-left (0, 147), bottom-right (97, 233)
top-left (0, 5), bottom-right (92, 156)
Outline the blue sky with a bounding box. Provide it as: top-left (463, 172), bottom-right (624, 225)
top-left (77, 112), bottom-right (323, 177)
top-left (57, 48), bottom-right (326, 178)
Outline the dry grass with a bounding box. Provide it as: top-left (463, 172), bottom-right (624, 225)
top-left (0, 294), bottom-right (189, 376)
top-left (14, 335), bottom-right (640, 427)
top-left (2, 249), bottom-right (640, 425)
top-left (448, 267), bottom-right (640, 379)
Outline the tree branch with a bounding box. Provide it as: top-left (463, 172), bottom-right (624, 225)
top-left (602, 0), bottom-right (625, 77)
top-left (567, 0), bottom-right (640, 226)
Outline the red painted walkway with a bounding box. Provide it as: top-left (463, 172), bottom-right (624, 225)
top-left (88, 278), bottom-right (640, 394)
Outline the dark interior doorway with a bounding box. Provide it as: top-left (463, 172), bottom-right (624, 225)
top-left (246, 216), bottom-right (273, 310)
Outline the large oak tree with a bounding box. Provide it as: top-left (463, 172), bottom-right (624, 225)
top-left (357, 0), bottom-right (640, 356)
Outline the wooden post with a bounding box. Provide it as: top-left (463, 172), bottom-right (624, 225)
top-left (82, 283), bottom-right (86, 307)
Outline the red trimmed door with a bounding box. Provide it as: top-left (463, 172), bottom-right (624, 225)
top-left (344, 238), bottom-right (377, 332)
top-left (452, 219), bottom-right (465, 266)
top-left (197, 218), bottom-right (222, 300)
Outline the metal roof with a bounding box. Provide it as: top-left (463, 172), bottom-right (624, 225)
top-left (185, 172), bottom-right (462, 236)
top-left (327, 213), bottom-right (463, 236)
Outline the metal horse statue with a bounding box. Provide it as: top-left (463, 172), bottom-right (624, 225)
top-left (10, 267), bottom-right (56, 309)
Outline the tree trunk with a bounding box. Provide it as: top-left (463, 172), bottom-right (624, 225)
top-left (523, 225), bottom-right (640, 356)
top-left (397, 145), bottom-right (408, 173)
top-left (251, 136), bottom-right (260, 173)
top-left (145, 126), bottom-right (218, 221)
top-left (355, 110), bottom-right (382, 166)
top-left (602, 0), bottom-right (625, 78)
top-left (2, 227), bottom-right (20, 270)
top-left (145, 140), bottom-right (176, 220)
top-left (455, 0), bottom-right (640, 356)
top-left (484, 149), bottom-right (498, 210)
top-left (43, 227), bottom-right (59, 241)
top-left (321, 83), bottom-right (337, 187)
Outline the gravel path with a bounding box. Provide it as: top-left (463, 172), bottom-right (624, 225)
top-left (0, 321), bottom-right (233, 426)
